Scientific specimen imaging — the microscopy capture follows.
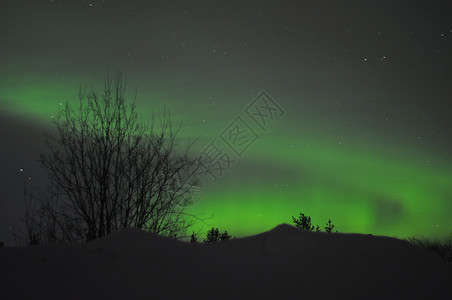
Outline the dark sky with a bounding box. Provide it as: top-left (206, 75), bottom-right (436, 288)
top-left (1, 0), bottom-right (452, 243)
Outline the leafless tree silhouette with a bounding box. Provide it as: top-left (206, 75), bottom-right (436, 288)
top-left (24, 72), bottom-right (201, 244)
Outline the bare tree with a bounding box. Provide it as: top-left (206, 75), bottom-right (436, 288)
top-left (31, 72), bottom-right (200, 243)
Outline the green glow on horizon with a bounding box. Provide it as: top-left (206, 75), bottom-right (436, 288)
top-left (2, 80), bottom-right (452, 240)
top-left (0, 75), bottom-right (218, 140)
top-left (188, 134), bottom-right (452, 239)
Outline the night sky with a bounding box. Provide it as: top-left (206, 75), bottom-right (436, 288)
top-left (1, 0), bottom-right (452, 243)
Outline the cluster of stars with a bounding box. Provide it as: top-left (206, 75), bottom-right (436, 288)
top-left (363, 56), bottom-right (387, 62)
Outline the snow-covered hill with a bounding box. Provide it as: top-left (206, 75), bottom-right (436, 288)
top-left (1, 224), bottom-right (451, 299)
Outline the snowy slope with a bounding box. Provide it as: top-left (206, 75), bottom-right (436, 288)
top-left (1, 224), bottom-right (451, 299)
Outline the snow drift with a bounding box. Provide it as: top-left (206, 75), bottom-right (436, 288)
top-left (1, 224), bottom-right (451, 299)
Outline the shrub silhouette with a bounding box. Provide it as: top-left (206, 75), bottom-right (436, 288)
top-left (203, 227), bottom-right (232, 242)
top-left (324, 219), bottom-right (335, 233)
top-left (204, 227), bottom-right (221, 242)
top-left (190, 232), bottom-right (198, 243)
top-left (220, 231), bottom-right (232, 241)
top-left (407, 235), bottom-right (452, 263)
top-left (292, 212), bottom-right (337, 233)
top-left (292, 213), bottom-right (315, 231)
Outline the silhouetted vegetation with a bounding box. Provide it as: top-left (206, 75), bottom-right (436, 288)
top-left (190, 232), bottom-right (198, 243)
top-left (292, 212), bottom-right (337, 233)
top-left (220, 231), bottom-right (232, 241)
top-left (20, 72), bottom-right (201, 245)
top-left (204, 227), bottom-right (221, 242)
top-left (324, 219), bottom-right (335, 233)
top-left (203, 227), bottom-right (232, 243)
top-left (292, 213), bottom-right (314, 231)
top-left (407, 236), bottom-right (452, 263)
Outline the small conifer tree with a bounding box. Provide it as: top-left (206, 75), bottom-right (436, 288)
top-left (204, 227), bottom-right (221, 242)
top-left (292, 213), bottom-right (314, 231)
top-left (190, 232), bottom-right (198, 243)
top-left (220, 231), bottom-right (232, 241)
top-left (325, 219), bottom-right (335, 233)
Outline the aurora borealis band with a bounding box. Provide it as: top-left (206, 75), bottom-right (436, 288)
top-left (1, 1), bottom-right (452, 243)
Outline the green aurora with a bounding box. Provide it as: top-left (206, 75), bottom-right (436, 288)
top-left (1, 1), bottom-right (451, 242)
top-left (2, 77), bottom-right (451, 240)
